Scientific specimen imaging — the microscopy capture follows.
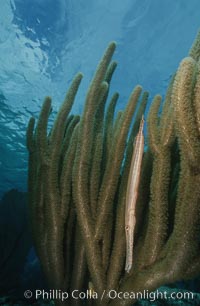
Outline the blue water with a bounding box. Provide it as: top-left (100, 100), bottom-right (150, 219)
top-left (1, 0), bottom-right (200, 197)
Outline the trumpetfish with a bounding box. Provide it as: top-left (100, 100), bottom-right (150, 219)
top-left (125, 116), bottom-right (144, 273)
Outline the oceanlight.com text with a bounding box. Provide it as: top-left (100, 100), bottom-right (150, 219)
top-left (24, 288), bottom-right (194, 302)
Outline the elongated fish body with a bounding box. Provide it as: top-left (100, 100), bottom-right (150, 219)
top-left (125, 116), bottom-right (144, 273)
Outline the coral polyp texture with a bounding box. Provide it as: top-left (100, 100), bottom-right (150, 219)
top-left (26, 33), bottom-right (200, 306)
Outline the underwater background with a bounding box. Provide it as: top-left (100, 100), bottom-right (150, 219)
top-left (1, 0), bottom-right (200, 305)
